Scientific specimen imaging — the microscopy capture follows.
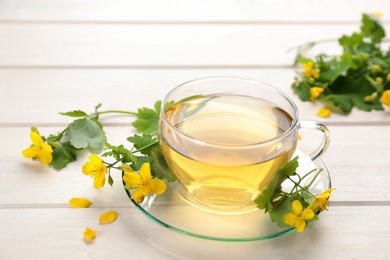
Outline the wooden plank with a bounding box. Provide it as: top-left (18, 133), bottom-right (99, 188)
top-left (0, 206), bottom-right (389, 259)
top-left (0, 0), bottom-right (388, 23)
top-left (1, 68), bottom-right (389, 125)
top-left (2, 126), bottom-right (390, 206)
top-left (1, 24), bottom-right (388, 67)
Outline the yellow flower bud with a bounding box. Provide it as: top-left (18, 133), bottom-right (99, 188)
top-left (375, 77), bottom-right (383, 85)
top-left (370, 64), bottom-right (382, 72)
top-left (364, 92), bottom-right (378, 103)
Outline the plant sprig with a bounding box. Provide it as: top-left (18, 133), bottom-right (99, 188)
top-left (254, 156), bottom-right (331, 231)
top-left (292, 13), bottom-right (390, 115)
top-left (26, 101), bottom-right (175, 184)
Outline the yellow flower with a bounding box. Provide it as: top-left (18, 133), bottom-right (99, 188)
top-left (69, 198), bottom-right (93, 208)
top-left (381, 90), bottom-right (390, 106)
top-left (99, 210), bottom-right (118, 224)
top-left (310, 87), bottom-right (325, 102)
top-left (82, 154), bottom-right (107, 188)
top-left (310, 188), bottom-right (336, 212)
top-left (316, 107), bottom-right (332, 118)
top-left (123, 163), bottom-right (167, 203)
top-left (284, 200), bottom-right (315, 233)
top-left (22, 132), bottom-right (53, 165)
top-left (83, 227), bottom-right (96, 242)
top-left (303, 61), bottom-right (320, 79)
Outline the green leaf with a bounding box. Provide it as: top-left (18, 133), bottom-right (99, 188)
top-left (361, 14), bottom-right (385, 43)
top-left (66, 118), bottom-right (107, 151)
top-left (59, 110), bottom-right (88, 118)
top-left (282, 157), bottom-right (299, 176)
top-left (131, 156), bottom-right (153, 171)
top-left (269, 198), bottom-right (292, 229)
top-left (321, 76), bottom-right (383, 114)
top-left (50, 141), bottom-right (77, 170)
top-left (318, 59), bottom-right (349, 84)
top-left (127, 134), bottom-right (158, 156)
top-left (339, 32), bottom-right (363, 49)
top-left (293, 81), bottom-right (311, 101)
top-left (254, 157), bottom-right (299, 213)
top-left (132, 101), bottom-right (161, 135)
top-left (150, 148), bottom-right (176, 182)
top-left (103, 143), bottom-right (137, 163)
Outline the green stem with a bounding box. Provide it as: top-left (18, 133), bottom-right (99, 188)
top-left (287, 176), bottom-right (316, 197)
top-left (302, 168), bottom-right (323, 190)
top-left (97, 110), bottom-right (137, 116)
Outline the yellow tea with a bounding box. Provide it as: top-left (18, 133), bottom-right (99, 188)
top-left (160, 94), bottom-right (296, 213)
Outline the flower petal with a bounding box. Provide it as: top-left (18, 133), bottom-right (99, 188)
top-left (30, 132), bottom-right (43, 146)
top-left (69, 198), bottom-right (93, 208)
top-left (39, 143), bottom-right (53, 164)
top-left (83, 227), bottom-right (96, 242)
top-left (295, 219), bottom-right (306, 233)
top-left (310, 87), bottom-right (324, 102)
top-left (123, 171), bottom-right (143, 188)
top-left (89, 154), bottom-right (102, 164)
top-left (93, 173), bottom-right (106, 188)
top-left (319, 188), bottom-right (336, 198)
top-left (147, 178), bottom-right (167, 195)
top-left (291, 200), bottom-right (303, 215)
top-left (302, 208), bottom-right (315, 220)
top-left (22, 146), bottom-right (39, 159)
top-left (140, 163), bottom-right (152, 184)
top-left (131, 186), bottom-right (149, 203)
top-left (99, 211), bottom-right (118, 224)
top-left (316, 107), bottom-right (332, 118)
top-left (284, 213), bottom-right (299, 226)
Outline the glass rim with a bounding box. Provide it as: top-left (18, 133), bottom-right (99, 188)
top-left (160, 76), bottom-right (299, 148)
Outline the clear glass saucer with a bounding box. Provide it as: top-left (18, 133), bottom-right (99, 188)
top-left (123, 151), bottom-right (331, 242)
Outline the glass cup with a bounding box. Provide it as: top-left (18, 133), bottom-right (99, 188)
top-left (158, 77), bottom-right (330, 214)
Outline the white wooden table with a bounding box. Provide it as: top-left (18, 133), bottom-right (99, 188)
top-left (1, 1), bottom-right (390, 259)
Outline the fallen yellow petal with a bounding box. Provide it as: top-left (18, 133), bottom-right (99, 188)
top-left (83, 227), bottom-right (96, 242)
top-left (99, 211), bottom-right (118, 224)
top-left (316, 107), bottom-right (332, 118)
top-left (69, 198), bottom-right (93, 208)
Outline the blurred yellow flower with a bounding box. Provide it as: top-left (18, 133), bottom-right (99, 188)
top-left (284, 200), bottom-right (315, 233)
top-left (82, 154), bottom-right (107, 188)
top-left (317, 107), bottom-right (332, 118)
top-left (123, 163), bottom-right (166, 203)
top-left (381, 90), bottom-right (390, 106)
top-left (99, 211), bottom-right (118, 224)
top-left (303, 61), bottom-right (320, 79)
top-left (22, 132), bottom-right (53, 165)
top-left (310, 87), bottom-right (325, 102)
top-left (83, 227), bottom-right (96, 242)
top-left (69, 198), bottom-right (93, 208)
top-left (373, 12), bottom-right (383, 19)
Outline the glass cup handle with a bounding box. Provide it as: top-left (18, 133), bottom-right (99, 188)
top-left (298, 120), bottom-right (330, 161)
